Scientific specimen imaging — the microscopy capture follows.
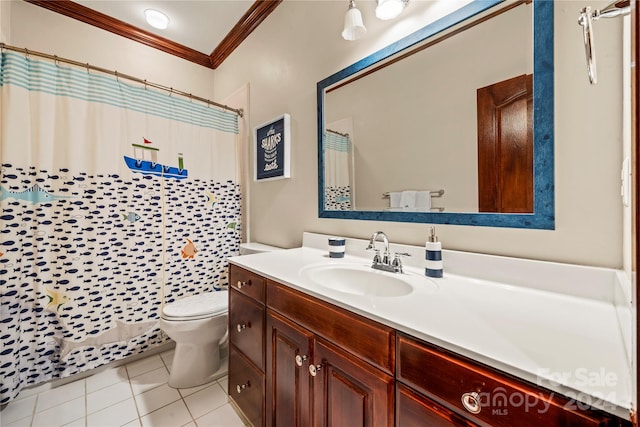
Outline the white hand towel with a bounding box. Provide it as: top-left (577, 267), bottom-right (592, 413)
top-left (415, 191), bottom-right (432, 211)
top-left (389, 192), bottom-right (402, 208)
top-left (400, 191), bottom-right (417, 208)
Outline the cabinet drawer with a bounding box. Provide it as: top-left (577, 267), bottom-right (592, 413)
top-left (397, 333), bottom-right (623, 427)
top-left (397, 383), bottom-right (478, 427)
top-left (229, 264), bottom-right (265, 303)
top-left (229, 345), bottom-right (264, 427)
top-left (229, 289), bottom-right (265, 371)
top-left (267, 281), bottom-right (395, 374)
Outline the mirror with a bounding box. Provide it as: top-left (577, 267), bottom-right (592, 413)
top-left (317, 0), bottom-right (554, 229)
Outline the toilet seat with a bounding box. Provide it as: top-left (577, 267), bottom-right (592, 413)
top-left (162, 291), bottom-right (228, 321)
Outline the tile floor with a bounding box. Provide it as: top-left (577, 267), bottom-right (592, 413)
top-left (1, 348), bottom-right (248, 427)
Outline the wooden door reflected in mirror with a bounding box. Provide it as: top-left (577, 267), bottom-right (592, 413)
top-left (477, 73), bottom-right (533, 213)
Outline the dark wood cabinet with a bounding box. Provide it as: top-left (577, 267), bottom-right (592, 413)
top-left (229, 290), bottom-right (264, 370)
top-left (229, 265), bottom-right (632, 427)
top-left (266, 280), bottom-right (394, 427)
top-left (311, 337), bottom-right (394, 427)
top-left (229, 346), bottom-right (264, 427)
top-left (228, 265), bottom-right (267, 427)
top-left (265, 310), bottom-right (313, 427)
top-left (396, 333), bottom-right (630, 427)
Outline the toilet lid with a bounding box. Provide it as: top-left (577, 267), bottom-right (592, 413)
top-left (162, 291), bottom-right (228, 320)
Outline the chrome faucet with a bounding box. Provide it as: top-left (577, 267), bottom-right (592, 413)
top-left (366, 231), bottom-right (409, 273)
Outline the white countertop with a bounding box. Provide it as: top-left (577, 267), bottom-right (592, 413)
top-left (228, 233), bottom-right (633, 419)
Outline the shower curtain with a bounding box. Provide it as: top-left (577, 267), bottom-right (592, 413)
top-left (324, 131), bottom-right (352, 210)
top-left (0, 51), bottom-right (242, 404)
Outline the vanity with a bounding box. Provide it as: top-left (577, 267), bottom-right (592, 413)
top-left (226, 233), bottom-right (632, 426)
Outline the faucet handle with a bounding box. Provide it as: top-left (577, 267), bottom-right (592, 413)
top-left (394, 252), bottom-right (411, 258)
top-left (391, 252), bottom-right (410, 273)
top-left (372, 249), bottom-right (381, 264)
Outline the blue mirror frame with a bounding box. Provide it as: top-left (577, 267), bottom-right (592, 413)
top-left (317, 0), bottom-right (554, 229)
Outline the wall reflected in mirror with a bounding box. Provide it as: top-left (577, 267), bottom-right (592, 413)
top-left (323, 2), bottom-right (532, 214)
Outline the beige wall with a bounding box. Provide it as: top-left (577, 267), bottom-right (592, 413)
top-left (214, 0), bottom-right (626, 268)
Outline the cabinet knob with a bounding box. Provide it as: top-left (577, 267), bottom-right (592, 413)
top-left (236, 381), bottom-right (251, 394)
top-left (309, 363), bottom-right (322, 377)
top-left (295, 354), bottom-right (308, 367)
top-left (236, 280), bottom-right (250, 289)
top-left (461, 391), bottom-right (481, 414)
top-left (236, 323), bottom-right (249, 333)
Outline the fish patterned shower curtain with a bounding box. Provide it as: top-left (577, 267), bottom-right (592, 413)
top-left (324, 131), bottom-right (352, 210)
top-left (0, 52), bottom-right (242, 404)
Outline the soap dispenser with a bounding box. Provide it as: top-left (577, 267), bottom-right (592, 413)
top-left (425, 227), bottom-right (443, 278)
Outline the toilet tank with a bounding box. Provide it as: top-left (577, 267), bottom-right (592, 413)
top-left (239, 242), bottom-right (283, 255)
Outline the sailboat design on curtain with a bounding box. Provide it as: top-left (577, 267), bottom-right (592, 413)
top-left (123, 138), bottom-right (188, 179)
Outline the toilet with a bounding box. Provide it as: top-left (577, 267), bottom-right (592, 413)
top-left (160, 291), bottom-right (229, 389)
top-left (239, 241), bottom-right (283, 255)
top-left (160, 242), bottom-right (282, 389)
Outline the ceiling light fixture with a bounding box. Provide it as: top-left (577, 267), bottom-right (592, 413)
top-left (144, 9), bottom-right (170, 30)
top-left (342, 0), bottom-right (367, 41)
top-left (375, 0), bottom-right (409, 20)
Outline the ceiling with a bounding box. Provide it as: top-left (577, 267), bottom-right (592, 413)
top-left (25, 0), bottom-right (282, 69)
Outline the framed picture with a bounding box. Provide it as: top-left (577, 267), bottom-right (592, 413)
top-left (254, 113), bottom-right (291, 181)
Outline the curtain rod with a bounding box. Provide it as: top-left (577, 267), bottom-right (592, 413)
top-left (0, 43), bottom-right (243, 117)
top-left (326, 128), bottom-right (349, 137)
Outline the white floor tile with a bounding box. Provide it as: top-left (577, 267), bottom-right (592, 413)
top-left (159, 349), bottom-right (174, 369)
top-left (87, 380), bottom-right (133, 414)
top-left (194, 403), bottom-right (245, 427)
top-left (134, 384), bottom-right (181, 416)
top-left (183, 383), bottom-right (228, 419)
top-left (87, 397), bottom-right (139, 427)
top-left (32, 396), bottom-right (85, 427)
top-left (177, 382), bottom-right (210, 398)
top-left (2, 415), bottom-right (32, 427)
top-left (11, 382), bottom-right (52, 401)
top-left (0, 394), bottom-right (37, 425)
top-left (127, 355), bottom-right (166, 379)
top-left (63, 416), bottom-right (87, 427)
top-left (129, 367), bottom-right (170, 396)
top-left (216, 377), bottom-right (228, 395)
top-left (86, 366), bottom-right (129, 393)
top-left (35, 378), bottom-right (86, 412)
top-left (4, 351), bottom-right (238, 427)
top-left (140, 400), bottom-right (192, 427)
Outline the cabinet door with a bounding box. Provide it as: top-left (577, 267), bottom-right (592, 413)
top-left (266, 310), bottom-right (313, 427)
top-left (229, 346), bottom-right (264, 427)
top-left (397, 383), bottom-right (478, 427)
top-left (229, 288), bottom-right (265, 370)
top-left (311, 338), bottom-right (394, 427)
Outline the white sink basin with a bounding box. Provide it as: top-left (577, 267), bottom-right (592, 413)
top-left (299, 263), bottom-right (436, 297)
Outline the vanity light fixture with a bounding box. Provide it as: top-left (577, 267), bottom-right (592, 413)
top-left (342, 0), bottom-right (367, 41)
top-left (375, 0), bottom-right (409, 20)
top-left (144, 9), bottom-right (170, 30)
